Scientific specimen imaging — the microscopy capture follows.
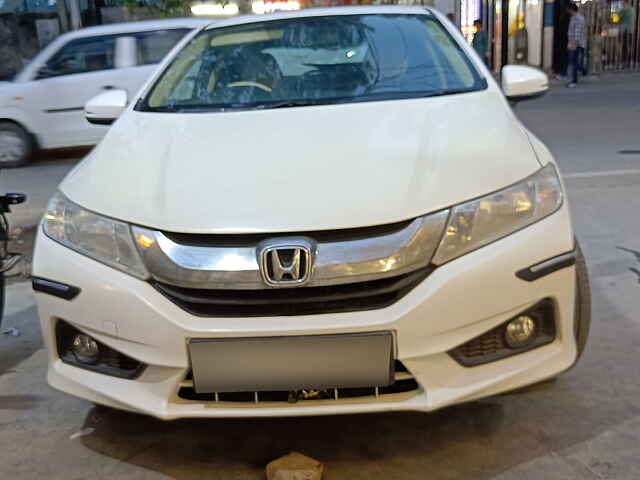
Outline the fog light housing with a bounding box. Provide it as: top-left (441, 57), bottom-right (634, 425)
top-left (504, 315), bottom-right (537, 349)
top-left (71, 334), bottom-right (100, 364)
top-left (56, 320), bottom-right (146, 379)
top-left (449, 299), bottom-right (556, 367)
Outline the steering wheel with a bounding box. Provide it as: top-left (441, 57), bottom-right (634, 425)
top-left (226, 81), bottom-right (273, 93)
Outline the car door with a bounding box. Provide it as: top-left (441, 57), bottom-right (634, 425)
top-left (29, 28), bottom-right (192, 149)
top-left (29, 34), bottom-right (126, 148)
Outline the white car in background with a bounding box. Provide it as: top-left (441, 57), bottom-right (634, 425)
top-left (0, 18), bottom-right (209, 167)
top-left (34, 7), bottom-right (590, 419)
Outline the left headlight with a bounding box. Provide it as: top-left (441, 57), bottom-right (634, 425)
top-left (432, 163), bottom-right (564, 265)
top-left (43, 193), bottom-right (149, 279)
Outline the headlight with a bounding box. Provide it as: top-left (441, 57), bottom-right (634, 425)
top-left (43, 193), bottom-right (149, 279)
top-left (432, 164), bottom-right (563, 265)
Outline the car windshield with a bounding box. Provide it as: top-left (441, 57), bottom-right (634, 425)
top-left (139, 13), bottom-right (486, 112)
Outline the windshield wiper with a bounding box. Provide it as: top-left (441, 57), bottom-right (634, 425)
top-left (255, 99), bottom-right (345, 110)
top-left (428, 87), bottom-right (478, 97)
top-left (137, 86), bottom-right (484, 114)
top-left (259, 89), bottom-right (480, 110)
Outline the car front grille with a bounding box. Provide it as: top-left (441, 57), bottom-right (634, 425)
top-left (176, 360), bottom-right (419, 404)
top-left (153, 267), bottom-right (431, 317)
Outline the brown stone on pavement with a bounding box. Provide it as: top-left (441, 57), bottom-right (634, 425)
top-left (266, 451), bottom-right (324, 480)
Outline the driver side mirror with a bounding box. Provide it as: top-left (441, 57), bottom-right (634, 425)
top-left (85, 89), bottom-right (128, 125)
top-left (502, 65), bottom-right (549, 102)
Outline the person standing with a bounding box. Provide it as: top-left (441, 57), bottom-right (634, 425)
top-left (566, 2), bottom-right (587, 88)
top-left (472, 19), bottom-right (488, 65)
top-left (619, 0), bottom-right (636, 67)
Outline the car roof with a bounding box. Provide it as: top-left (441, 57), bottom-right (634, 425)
top-left (204, 6), bottom-right (435, 30)
top-left (60, 18), bottom-right (212, 40)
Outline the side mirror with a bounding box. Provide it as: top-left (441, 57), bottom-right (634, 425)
top-left (502, 65), bottom-right (549, 102)
top-left (85, 89), bottom-right (128, 125)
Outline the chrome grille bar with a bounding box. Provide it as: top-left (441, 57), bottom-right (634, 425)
top-left (133, 211), bottom-right (448, 290)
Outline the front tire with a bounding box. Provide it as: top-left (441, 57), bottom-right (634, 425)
top-left (0, 122), bottom-right (32, 168)
top-left (573, 241), bottom-right (591, 361)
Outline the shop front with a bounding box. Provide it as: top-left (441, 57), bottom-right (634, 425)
top-left (459, 0), bottom-right (549, 72)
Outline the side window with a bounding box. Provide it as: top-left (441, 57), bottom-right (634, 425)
top-left (134, 29), bottom-right (190, 66)
top-left (40, 36), bottom-right (116, 78)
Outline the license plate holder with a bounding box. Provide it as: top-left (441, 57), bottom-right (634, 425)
top-left (188, 331), bottom-right (394, 393)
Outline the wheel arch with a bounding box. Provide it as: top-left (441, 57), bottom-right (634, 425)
top-left (0, 117), bottom-right (41, 151)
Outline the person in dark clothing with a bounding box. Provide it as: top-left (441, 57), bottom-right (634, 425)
top-left (472, 19), bottom-right (488, 64)
top-left (566, 2), bottom-right (587, 88)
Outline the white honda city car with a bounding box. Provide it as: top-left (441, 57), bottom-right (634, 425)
top-left (33, 7), bottom-right (591, 419)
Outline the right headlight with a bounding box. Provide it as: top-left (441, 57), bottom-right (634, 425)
top-left (432, 163), bottom-right (563, 265)
top-left (43, 192), bottom-right (149, 279)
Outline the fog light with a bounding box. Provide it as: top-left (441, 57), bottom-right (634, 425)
top-left (71, 334), bottom-right (100, 364)
top-left (505, 315), bottom-right (537, 349)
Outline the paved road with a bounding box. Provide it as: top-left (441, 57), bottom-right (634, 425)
top-left (1, 74), bottom-right (640, 479)
top-left (0, 152), bottom-right (81, 229)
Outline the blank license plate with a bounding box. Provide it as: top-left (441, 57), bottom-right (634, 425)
top-left (188, 331), bottom-right (394, 393)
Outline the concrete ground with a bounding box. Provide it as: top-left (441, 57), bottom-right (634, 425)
top-left (1, 73), bottom-right (640, 479)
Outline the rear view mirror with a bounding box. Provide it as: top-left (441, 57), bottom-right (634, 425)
top-left (502, 65), bottom-right (549, 102)
top-left (85, 89), bottom-right (127, 125)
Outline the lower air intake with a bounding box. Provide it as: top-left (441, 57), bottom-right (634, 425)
top-left (177, 360), bottom-right (419, 404)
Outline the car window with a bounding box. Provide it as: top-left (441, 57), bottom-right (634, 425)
top-left (134, 29), bottom-right (190, 66)
top-left (41, 36), bottom-right (115, 78)
top-left (170, 58), bottom-right (204, 102)
top-left (141, 14), bottom-right (486, 113)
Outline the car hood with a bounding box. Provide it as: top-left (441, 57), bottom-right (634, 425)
top-left (61, 90), bottom-right (541, 233)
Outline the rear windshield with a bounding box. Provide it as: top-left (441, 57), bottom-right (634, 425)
top-left (138, 13), bottom-right (486, 112)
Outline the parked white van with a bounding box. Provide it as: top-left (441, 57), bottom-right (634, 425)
top-left (0, 18), bottom-right (209, 167)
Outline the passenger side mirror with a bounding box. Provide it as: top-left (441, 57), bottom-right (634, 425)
top-left (501, 65), bottom-right (548, 102)
top-left (85, 89), bottom-right (128, 125)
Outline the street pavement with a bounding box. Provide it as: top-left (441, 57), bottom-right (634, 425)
top-left (1, 73), bottom-right (640, 479)
top-left (2, 151), bottom-right (81, 230)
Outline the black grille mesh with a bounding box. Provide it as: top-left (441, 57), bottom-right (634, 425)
top-left (154, 268), bottom-right (431, 317)
top-left (177, 360), bottom-right (419, 403)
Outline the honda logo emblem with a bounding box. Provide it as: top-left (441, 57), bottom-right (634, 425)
top-left (259, 239), bottom-right (314, 286)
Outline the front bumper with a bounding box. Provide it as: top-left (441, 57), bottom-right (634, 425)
top-left (33, 206), bottom-right (577, 419)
